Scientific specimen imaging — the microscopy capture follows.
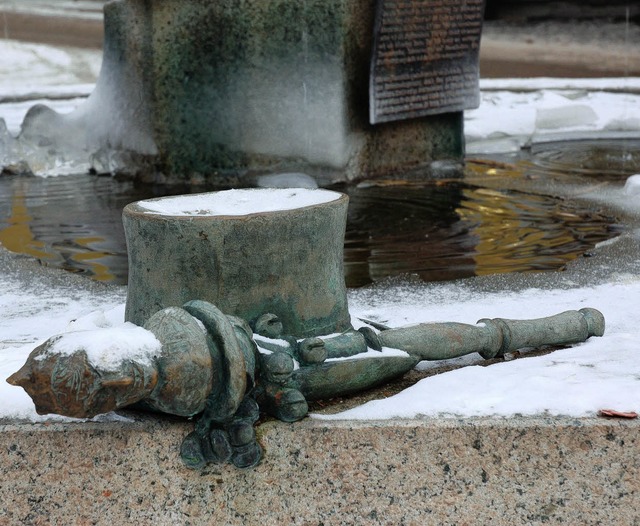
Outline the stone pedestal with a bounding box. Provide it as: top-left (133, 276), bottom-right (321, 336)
top-left (123, 189), bottom-right (351, 337)
top-left (99, 0), bottom-right (466, 184)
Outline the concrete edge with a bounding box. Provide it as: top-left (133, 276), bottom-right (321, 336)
top-left (1, 414), bottom-right (638, 524)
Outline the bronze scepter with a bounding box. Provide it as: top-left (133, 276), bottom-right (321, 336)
top-left (8, 301), bottom-right (604, 469)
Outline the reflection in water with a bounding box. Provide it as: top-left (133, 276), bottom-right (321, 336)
top-left (0, 175), bottom-right (193, 283)
top-left (0, 143), bottom-right (625, 287)
top-left (343, 182), bottom-right (477, 287)
top-left (342, 180), bottom-right (616, 287)
top-left (0, 177), bottom-right (118, 280)
top-left (457, 186), bottom-right (613, 276)
top-left (528, 139), bottom-right (640, 179)
top-left (0, 180), bottom-right (54, 262)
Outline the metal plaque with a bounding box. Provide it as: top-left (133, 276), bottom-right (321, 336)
top-left (370, 0), bottom-right (485, 124)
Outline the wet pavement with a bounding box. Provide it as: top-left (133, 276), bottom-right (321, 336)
top-left (1, 0), bottom-right (639, 76)
top-left (481, 19), bottom-right (640, 77)
top-left (0, 0), bottom-right (105, 48)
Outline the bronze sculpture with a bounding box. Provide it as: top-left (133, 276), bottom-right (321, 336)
top-left (8, 300), bottom-right (605, 469)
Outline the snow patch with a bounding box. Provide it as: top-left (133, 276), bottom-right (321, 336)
top-left (138, 189), bottom-right (342, 217)
top-left (623, 174), bottom-right (640, 196)
top-left (41, 323), bottom-right (161, 372)
top-left (325, 347), bottom-right (410, 362)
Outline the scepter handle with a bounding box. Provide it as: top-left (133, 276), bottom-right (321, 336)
top-left (372, 308), bottom-right (604, 361)
top-left (477, 307), bottom-right (604, 359)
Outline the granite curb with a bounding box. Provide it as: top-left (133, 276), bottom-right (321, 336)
top-left (1, 415), bottom-right (638, 525)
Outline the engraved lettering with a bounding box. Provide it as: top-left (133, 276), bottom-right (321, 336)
top-left (370, 0), bottom-right (484, 123)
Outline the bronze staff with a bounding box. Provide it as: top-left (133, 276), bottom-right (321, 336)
top-left (8, 301), bottom-right (605, 470)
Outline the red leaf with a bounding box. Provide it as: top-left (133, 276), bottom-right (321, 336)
top-left (598, 409), bottom-right (638, 419)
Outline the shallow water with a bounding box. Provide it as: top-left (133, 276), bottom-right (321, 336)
top-left (342, 177), bottom-right (618, 287)
top-left (0, 142), bottom-right (632, 288)
top-left (527, 139), bottom-right (640, 179)
top-left (0, 176), bottom-right (195, 283)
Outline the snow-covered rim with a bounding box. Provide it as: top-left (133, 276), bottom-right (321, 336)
top-left (135, 188), bottom-right (344, 217)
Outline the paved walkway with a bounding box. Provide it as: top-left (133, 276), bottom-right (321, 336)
top-left (481, 19), bottom-right (640, 77)
top-left (1, 1), bottom-right (639, 76)
top-left (0, 0), bottom-right (105, 48)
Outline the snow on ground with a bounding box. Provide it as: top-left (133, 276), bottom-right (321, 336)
top-left (1, 40), bottom-right (640, 422)
top-left (1, 254), bottom-right (640, 421)
top-left (0, 1), bottom-right (105, 20)
top-left (0, 273), bottom-right (125, 420)
top-left (318, 276), bottom-right (640, 420)
top-left (0, 40), bottom-right (100, 93)
top-left (0, 39), bottom-right (99, 134)
top-left (466, 78), bottom-right (640, 152)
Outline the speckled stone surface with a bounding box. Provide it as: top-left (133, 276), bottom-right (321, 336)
top-left (1, 415), bottom-right (638, 525)
top-left (98, 0), bottom-right (464, 184)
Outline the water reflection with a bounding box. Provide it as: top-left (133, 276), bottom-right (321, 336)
top-left (0, 180), bottom-right (54, 262)
top-left (0, 148), bottom-right (623, 287)
top-left (0, 175), bottom-right (192, 283)
top-left (342, 179), bottom-right (616, 286)
top-left (528, 139), bottom-right (640, 179)
top-left (457, 185), bottom-right (614, 276)
top-left (342, 182), bottom-right (477, 287)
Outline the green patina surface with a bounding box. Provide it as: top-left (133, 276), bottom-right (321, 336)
top-left (102, 0), bottom-right (464, 183)
top-left (123, 192), bottom-right (351, 337)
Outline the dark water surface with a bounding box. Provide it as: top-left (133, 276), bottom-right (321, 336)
top-left (527, 139), bottom-right (640, 179)
top-left (0, 142), bottom-right (633, 288)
